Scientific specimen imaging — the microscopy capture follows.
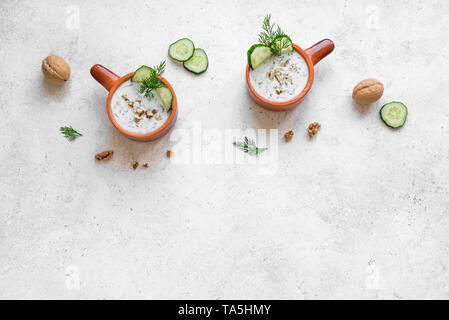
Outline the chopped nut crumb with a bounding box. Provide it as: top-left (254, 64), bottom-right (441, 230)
top-left (155, 115), bottom-right (162, 121)
top-left (95, 150), bottom-right (114, 161)
top-left (267, 71), bottom-right (273, 80)
top-left (137, 100), bottom-right (142, 104)
top-left (132, 161), bottom-right (139, 170)
top-left (152, 109), bottom-right (157, 115)
top-left (145, 110), bottom-right (153, 119)
top-left (166, 150), bottom-right (172, 158)
top-left (134, 117), bottom-right (141, 123)
top-left (308, 122), bottom-right (321, 138)
top-left (284, 130), bottom-right (294, 142)
top-left (274, 73), bottom-right (282, 85)
top-left (281, 59), bottom-right (290, 67)
top-left (143, 162), bottom-right (151, 168)
top-left (121, 95), bottom-right (129, 102)
top-left (136, 108), bottom-right (145, 117)
top-left (276, 89), bottom-right (283, 95)
top-left (128, 102), bottom-right (134, 108)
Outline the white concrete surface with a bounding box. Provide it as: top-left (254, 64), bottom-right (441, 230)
top-left (1, 0), bottom-right (449, 300)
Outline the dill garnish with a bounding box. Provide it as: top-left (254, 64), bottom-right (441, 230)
top-left (257, 15), bottom-right (291, 56)
top-left (233, 137), bottom-right (267, 155)
top-left (139, 61), bottom-right (166, 99)
top-left (60, 126), bottom-right (82, 140)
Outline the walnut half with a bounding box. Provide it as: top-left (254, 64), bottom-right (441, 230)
top-left (284, 130), bottom-right (294, 142)
top-left (95, 150), bottom-right (114, 161)
top-left (308, 123), bottom-right (321, 138)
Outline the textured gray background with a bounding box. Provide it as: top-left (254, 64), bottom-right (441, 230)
top-left (1, 0), bottom-right (449, 299)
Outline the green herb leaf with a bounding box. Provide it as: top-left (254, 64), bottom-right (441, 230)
top-left (139, 61), bottom-right (166, 99)
top-left (60, 126), bottom-right (82, 140)
top-left (257, 14), bottom-right (289, 56)
top-left (233, 136), bottom-right (267, 155)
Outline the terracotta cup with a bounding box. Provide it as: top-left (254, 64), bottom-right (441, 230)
top-left (90, 64), bottom-right (178, 142)
top-left (246, 39), bottom-right (335, 111)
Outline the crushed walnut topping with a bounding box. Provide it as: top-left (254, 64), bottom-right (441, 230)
top-left (132, 161), bottom-right (139, 170)
top-left (134, 117), bottom-right (141, 123)
top-left (155, 115), bottom-right (162, 121)
top-left (308, 122), bottom-right (321, 138)
top-left (145, 110), bottom-right (153, 118)
top-left (121, 95), bottom-right (129, 102)
top-left (166, 150), bottom-right (172, 158)
top-left (276, 89), bottom-right (283, 95)
top-left (136, 108), bottom-right (145, 117)
top-left (274, 72), bottom-right (282, 85)
top-left (281, 59), bottom-right (290, 67)
top-left (95, 150), bottom-right (114, 161)
top-left (284, 130), bottom-right (294, 142)
top-left (152, 109), bottom-right (157, 115)
top-left (143, 162), bottom-right (151, 168)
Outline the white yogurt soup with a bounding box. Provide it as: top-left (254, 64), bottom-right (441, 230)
top-left (249, 50), bottom-right (309, 102)
top-left (111, 80), bottom-right (171, 134)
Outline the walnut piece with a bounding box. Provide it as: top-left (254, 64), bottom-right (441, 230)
top-left (284, 130), bottom-right (294, 142)
top-left (132, 161), bottom-right (139, 170)
top-left (308, 122), bottom-right (321, 138)
top-left (136, 108), bottom-right (145, 117)
top-left (166, 150), bottom-right (172, 158)
top-left (143, 163), bottom-right (151, 168)
top-left (95, 150), bottom-right (114, 161)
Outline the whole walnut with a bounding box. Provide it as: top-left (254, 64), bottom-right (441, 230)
top-left (42, 55), bottom-right (71, 85)
top-left (352, 79), bottom-right (384, 104)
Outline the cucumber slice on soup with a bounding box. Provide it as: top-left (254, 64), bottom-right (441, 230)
top-left (131, 65), bottom-right (152, 82)
top-left (156, 86), bottom-right (174, 112)
top-left (168, 38), bottom-right (195, 62)
top-left (271, 35), bottom-right (293, 55)
top-left (247, 44), bottom-right (272, 70)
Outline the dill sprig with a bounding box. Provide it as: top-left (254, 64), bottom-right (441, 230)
top-left (233, 137), bottom-right (267, 155)
top-left (139, 61), bottom-right (166, 99)
top-left (257, 15), bottom-right (290, 56)
top-left (60, 126), bottom-right (82, 140)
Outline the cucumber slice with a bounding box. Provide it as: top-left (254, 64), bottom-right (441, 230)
top-left (247, 44), bottom-right (272, 70)
top-left (183, 48), bottom-right (208, 74)
top-left (131, 65), bottom-right (152, 82)
top-left (271, 35), bottom-right (293, 55)
top-left (168, 38), bottom-right (195, 62)
top-left (380, 102), bottom-right (408, 128)
top-left (156, 86), bottom-right (173, 112)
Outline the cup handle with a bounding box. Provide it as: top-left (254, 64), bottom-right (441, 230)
top-left (305, 39), bottom-right (335, 65)
top-left (90, 64), bottom-right (120, 91)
